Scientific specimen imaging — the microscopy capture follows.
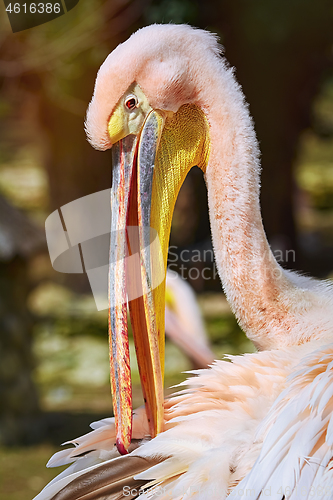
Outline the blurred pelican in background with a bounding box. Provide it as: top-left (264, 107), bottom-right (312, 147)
top-left (165, 270), bottom-right (214, 369)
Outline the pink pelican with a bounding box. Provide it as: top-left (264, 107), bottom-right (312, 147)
top-left (35, 24), bottom-right (333, 500)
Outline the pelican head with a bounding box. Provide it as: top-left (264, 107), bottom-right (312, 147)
top-left (85, 24), bottom-right (213, 454)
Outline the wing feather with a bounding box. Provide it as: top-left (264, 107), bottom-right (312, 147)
top-left (35, 455), bottom-right (161, 500)
top-left (228, 345), bottom-right (333, 500)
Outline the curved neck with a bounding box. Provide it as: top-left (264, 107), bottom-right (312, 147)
top-left (196, 58), bottom-right (300, 350)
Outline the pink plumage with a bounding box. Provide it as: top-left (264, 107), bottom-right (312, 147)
top-left (35, 24), bottom-right (333, 500)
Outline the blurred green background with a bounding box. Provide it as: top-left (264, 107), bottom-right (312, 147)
top-left (0, 1), bottom-right (333, 498)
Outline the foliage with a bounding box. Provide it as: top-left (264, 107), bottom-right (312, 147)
top-left (296, 78), bottom-right (333, 212)
top-left (144, 0), bottom-right (198, 24)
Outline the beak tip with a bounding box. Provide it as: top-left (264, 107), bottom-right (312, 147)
top-left (116, 438), bottom-right (129, 455)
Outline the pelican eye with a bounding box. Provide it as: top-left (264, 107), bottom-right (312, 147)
top-left (125, 95), bottom-right (138, 110)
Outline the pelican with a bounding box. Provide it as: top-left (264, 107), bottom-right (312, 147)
top-left (165, 270), bottom-right (214, 369)
top-left (35, 24), bottom-right (333, 500)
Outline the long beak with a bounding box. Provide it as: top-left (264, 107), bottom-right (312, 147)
top-left (109, 103), bottom-right (210, 455)
top-left (109, 111), bottom-right (165, 454)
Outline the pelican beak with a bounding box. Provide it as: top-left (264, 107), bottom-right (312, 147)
top-left (108, 92), bottom-right (210, 454)
top-left (109, 109), bottom-right (165, 454)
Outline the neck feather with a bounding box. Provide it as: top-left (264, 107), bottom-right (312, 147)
top-left (195, 56), bottom-right (329, 350)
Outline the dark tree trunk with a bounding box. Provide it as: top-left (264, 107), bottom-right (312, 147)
top-left (0, 196), bottom-right (45, 445)
top-left (0, 258), bottom-right (41, 445)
